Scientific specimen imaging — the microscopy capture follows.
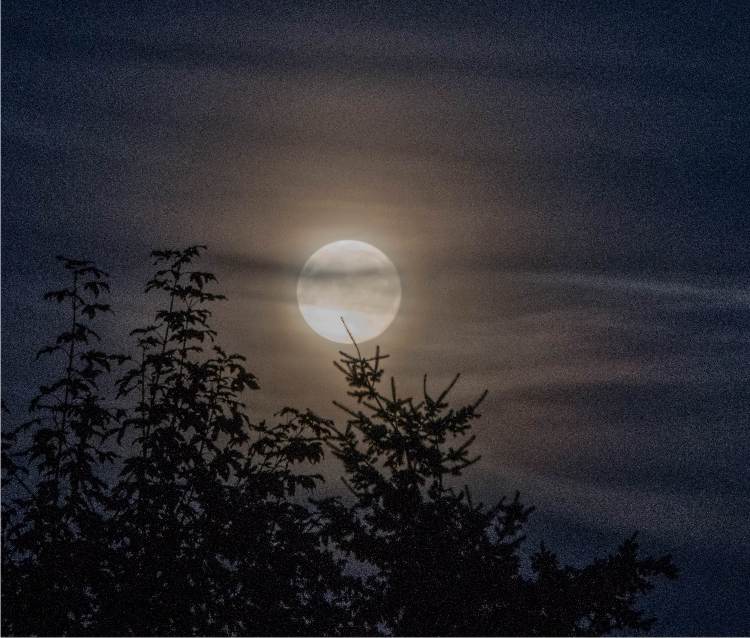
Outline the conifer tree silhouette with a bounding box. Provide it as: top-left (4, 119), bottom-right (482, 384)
top-left (1, 246), bottom-right (677, 637)
top-left (304, 334), bottom-right (678, 636)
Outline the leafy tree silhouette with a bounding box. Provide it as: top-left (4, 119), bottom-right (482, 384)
top-left (101, 246), bottom-right (356, 636)
top-left (1, 246), bottom-right (677, 636)
top-left (2, 258), bottom-right (125, 635)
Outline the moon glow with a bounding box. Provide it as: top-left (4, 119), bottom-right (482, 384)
top-left (297, 240), bottom-right (401, 343)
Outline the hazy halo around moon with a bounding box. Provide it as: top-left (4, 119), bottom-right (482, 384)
top-left (297, 240), bottom-right (401, 344)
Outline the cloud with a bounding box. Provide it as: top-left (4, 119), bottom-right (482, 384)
top-left (209, 252), bottom-right (299, 279)
top-left (511, 271), bottom-right (750, 308)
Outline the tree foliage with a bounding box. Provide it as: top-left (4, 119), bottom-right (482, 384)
top-left (1, 247), bottom-right (677, 636)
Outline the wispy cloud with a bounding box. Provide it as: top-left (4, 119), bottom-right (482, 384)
top-left (511, 271), bottom-right (750, 307)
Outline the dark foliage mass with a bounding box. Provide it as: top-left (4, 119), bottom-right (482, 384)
top-left (1, 247), bottom-right (677, 636)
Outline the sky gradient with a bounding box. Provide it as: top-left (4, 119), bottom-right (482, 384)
top-left (3, 2), bottom-right (749, 634)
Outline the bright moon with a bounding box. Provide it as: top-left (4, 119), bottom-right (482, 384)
top-left (297, 240), bottom-right (401, 343)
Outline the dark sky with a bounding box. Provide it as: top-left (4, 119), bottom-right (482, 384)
top-left (3, 2), bottom-right (750, 634)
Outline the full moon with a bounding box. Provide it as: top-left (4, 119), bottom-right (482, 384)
top-left (297, 240), bottom-right (401, 343)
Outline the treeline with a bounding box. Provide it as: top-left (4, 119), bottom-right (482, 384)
top-left (1, 246), bottom-right (676, 636)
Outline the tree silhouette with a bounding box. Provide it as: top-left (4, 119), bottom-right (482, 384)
top-left (2, 258), bottom-right (124, 635)
top-left (307, 339), bottom-right (677, 635)
top-left (100, 247), bottom-right (355, 635)
top-left (1, 247), bottom-right (677, 636)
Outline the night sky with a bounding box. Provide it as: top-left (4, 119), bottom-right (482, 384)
top-left (3, 2), bottom-right (750, 634)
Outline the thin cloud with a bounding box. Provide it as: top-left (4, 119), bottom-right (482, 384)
top-left (511, 272), bottom-right (750, 308)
